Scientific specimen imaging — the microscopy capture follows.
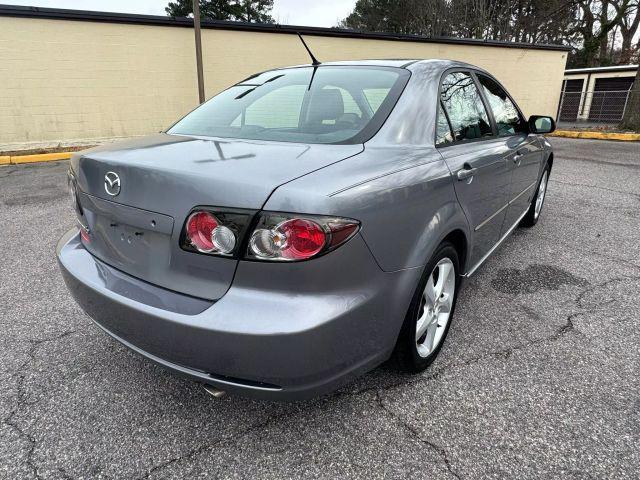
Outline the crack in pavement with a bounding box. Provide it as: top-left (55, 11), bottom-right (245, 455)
top-left (3, 414), bottom-right (42, 480)
top-left (2, 328), bottom-right (83, 480)
top-left (8, 328), bottom-right (86, 405)
top-left (574, 275), bottom-right (640, 308)
top-left (375, 390), bottom-right (462, 479)
top-left (136, 408), bottom-right (292, 479)
top-left (333, 298), bottom-right (586, 404)
top-left (455, 310), bottom-right (582, 366)
top-left (454, 275), bottom-right (640, 369)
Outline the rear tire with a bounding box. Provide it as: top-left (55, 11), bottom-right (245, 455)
top-left (520, 165), bottom-right (550, 228)
top-left (393, 242), bottom-right (460, 373)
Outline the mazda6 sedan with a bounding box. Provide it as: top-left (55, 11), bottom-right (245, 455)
top-left (57, 59), bottom-right (555, 400)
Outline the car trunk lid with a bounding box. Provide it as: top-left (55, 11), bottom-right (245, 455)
top-left (71, 134), bottom-right (362, 300)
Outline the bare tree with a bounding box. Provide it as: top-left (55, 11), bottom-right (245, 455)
top-left (340, 0), bottom-right (638, 68)
top-left (619, 67), bottom-right (640, 130)
top-left (612, 0), bottom-right (640, 62)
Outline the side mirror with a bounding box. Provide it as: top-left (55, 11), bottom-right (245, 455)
top-left (528, 115), bottom-right (556, 134)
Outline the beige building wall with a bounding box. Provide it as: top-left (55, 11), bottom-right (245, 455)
top-left (0, 16), bottom-right (568, 149)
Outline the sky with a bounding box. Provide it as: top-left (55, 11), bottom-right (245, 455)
top-left (6, 0), bottom-right (358, 27)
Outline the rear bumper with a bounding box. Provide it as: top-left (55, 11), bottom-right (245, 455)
top-left (57, 228), bottom-right (421, 400)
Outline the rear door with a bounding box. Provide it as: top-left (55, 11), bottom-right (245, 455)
top-left (474, 73), bottom-right (544, 231)
top-left (436, 71), bottom-right (512, 269)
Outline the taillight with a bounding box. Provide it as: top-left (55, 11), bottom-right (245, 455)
top-left (247, 213), bottom-right (359, 261)
top-left (181, 209), bottom-right (359, 261)
top-left (249, 218), bottom-right (325, 260)
top-left (181, 209), bottom-right (251, 257)
top-left (186, 211), bottom-right (220, 253)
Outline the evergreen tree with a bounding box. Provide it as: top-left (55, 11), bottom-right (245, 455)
top-left (166, 0), bottom-right (274, 23)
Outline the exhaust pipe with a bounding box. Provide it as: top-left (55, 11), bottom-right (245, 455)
top-left (202, 384), bottom-right (226, 398)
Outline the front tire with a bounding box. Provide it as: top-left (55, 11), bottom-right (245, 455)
top-left (393, 242), bottom-right (460, 372)
top-left (520, 165), bottom-right (550, 228)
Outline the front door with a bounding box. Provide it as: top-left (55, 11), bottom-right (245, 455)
top-left (474, 73), bottom-right (544, 233)
top-left (502, 135), bottom-right (544, 229)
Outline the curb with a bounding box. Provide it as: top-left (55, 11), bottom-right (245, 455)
top-left (0, 152), bottom-right (73, 165)
top-left (550, 130), bottom-right (640, 141)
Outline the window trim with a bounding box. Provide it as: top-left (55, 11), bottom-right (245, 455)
top-left (434, 68), bottom-right (498, 148)
top-left (470, 71), bottom-right (498, 136)
top-left (473, 71), bottom-right (529, 139)
top-left (436, 100), bottom-right (456, 146)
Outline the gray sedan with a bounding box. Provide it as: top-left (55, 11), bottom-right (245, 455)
top-left (57, 59), bottom-right (555, 400)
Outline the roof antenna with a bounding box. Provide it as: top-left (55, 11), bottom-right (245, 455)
top-left (297, 33), bottom-right (321, 66)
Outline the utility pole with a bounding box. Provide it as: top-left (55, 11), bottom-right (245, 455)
top-left (193, 0), bottom-right (205, 104)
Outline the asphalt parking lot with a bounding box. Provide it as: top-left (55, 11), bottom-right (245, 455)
top-left (1, 137), bottom-right (638, 479)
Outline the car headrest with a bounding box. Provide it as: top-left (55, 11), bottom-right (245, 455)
top-left (307, 88), bottom-right (344, 123)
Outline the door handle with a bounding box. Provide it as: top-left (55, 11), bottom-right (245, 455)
top-left (513, 148), bottom-right (527, 163)
top-left (457, 167), bottom-right (477, 181)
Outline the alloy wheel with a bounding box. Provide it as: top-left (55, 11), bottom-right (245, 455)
top-left (534, 170), bottom-right (548, 219)
top-left (415, 258), bottom-right (456, 358)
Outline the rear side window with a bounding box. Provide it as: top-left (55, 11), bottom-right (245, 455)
top-left (439, 72), bottom-right (492, 143)
top-left (477, 74), bottom-right (526, 136)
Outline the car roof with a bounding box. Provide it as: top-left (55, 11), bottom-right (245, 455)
top-left (318, 59), bottom-right (421, 68)
top-left (277, 58), bottom-right (485, 72)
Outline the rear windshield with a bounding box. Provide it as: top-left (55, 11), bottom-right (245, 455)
top-left (167, 66), bottom-right (409, 144)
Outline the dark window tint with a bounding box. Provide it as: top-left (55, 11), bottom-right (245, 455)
top-left (477, 74), bottom-right (526, 136)
top-left (440, 72), bottom-right (492, 142)
top-left (168, 66), bottom-right (408, 144)
top-left (436, 102), bottom-right (453, 145)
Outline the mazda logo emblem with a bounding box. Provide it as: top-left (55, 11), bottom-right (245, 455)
top-left (104, 171), bottom-right (121, 196)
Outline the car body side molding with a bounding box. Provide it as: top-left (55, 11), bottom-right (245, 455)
top-left (463, 207), bottom-right (529, 277)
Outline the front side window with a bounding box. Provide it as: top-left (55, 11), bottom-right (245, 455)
top-left (477, 74), bottom-right (526, 136)
top-left (168, 66), bottom-right (409, 144)
top-left (439, 72), bottom-right (492, 143)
